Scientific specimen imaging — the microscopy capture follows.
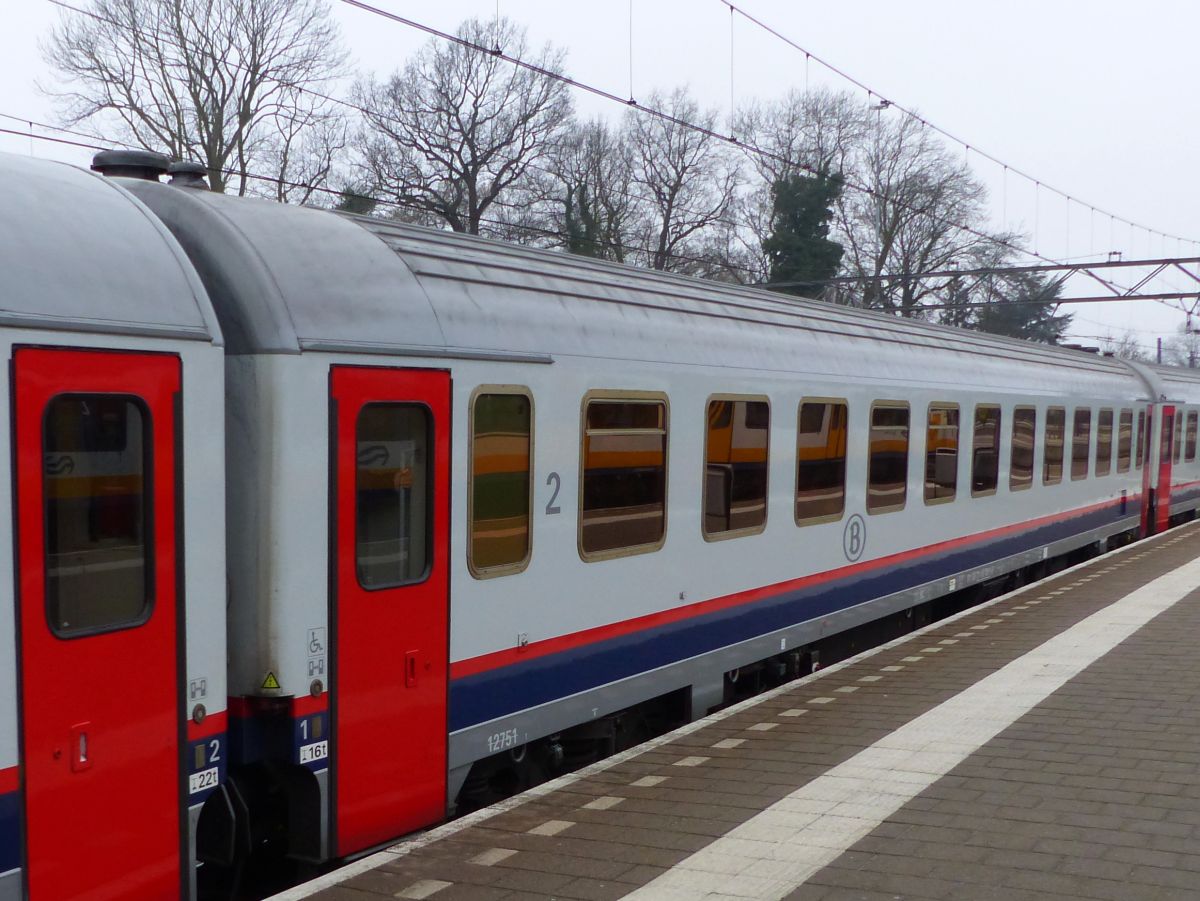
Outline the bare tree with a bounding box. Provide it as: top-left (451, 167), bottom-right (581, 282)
top-left (1162, 322), bottom-right (1200, 368)
top-left (44, 0), bottom-right (348, 195)
top-left (354, 17), bottom-right (573, 235)
top-left (624, 88), bottom-right (741, 272)
top-left (545, 119), bottom-right (635, 261)
top-left (1099, 331), bottom-right (1152, 362)
top-left (834, 113), bottom-right (992, 316)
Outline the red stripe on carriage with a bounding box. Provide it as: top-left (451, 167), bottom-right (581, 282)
top-left (451, 496), bottom-right (1128, 680)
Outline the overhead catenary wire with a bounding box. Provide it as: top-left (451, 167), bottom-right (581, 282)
top-left (8, 122), bottom-right (1199, 335)
top-left (0, 123), bottom-right (772, 280)
top-left (329, 0), bottom-right (1169, 292)
top-left (35, 0), bottom-right (1192, 314)
top-left (717, 0), bottom-right (1200, 251)
top-left (40, 0), bottom-right (767, 252)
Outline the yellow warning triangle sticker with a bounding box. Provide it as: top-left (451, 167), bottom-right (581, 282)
top-left (261, 672), bottom-right (281, 691)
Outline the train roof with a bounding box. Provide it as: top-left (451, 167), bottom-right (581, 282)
top-left (0, 153), bottom-right (220, 343)
top-left (122, 176), bottom-right (1196, 402)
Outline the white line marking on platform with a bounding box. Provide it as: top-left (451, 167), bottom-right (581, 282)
top-left (397, 879), bottom-right (451, 899)
top-left (527, 819), bottom-right (573, 836)
top-left (673, 756), bottom-right (709, 767)
top-left (779, 708), bottom-right (807, 717)
top-left (713, 738), bottom-right (746, 749)
top-left (880, 665), bottom-right (904, 671)
top-left (748, 722), bottom-right (780, 730)
top-left (858, 675), bottom-right (882, 682)
top-left (833, 686), bottom-right (858, 693)
top-left (469, 847), bottom-right (517, 866)
top-left (632, 775), bottom-right (667, 787)
top-left (901, 656), bottom-right (923, 662)
top-left (583, 796), bottom-right (623, 810)
top-left (625, 555), bottom-right (1200, 901)
top-left (809, 697), bottom-right (835, 704)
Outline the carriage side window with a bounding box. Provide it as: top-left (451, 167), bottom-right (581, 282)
top-left (1044, 406), bottom-right (1065, 485)
top-left (469, 390), bottom-right (533, 577)
top-left (1174, 411), bottom-right (1184, 463)
top-left (1117, 409), bottom-right (1133, 473)
top-left (44, 394), bottom-right (150, 636)
top-left (924, 404), bottom-right (958, 504)
top-left (1072, 408), bottom-right (1091, 480)
top-left (1010, 407), bottom-right (1036, 491)
top-left (797, 400), bottom-right (847, 524)
top-left (704, 398), bottom-right (769, 538)
top-left (971, 405), bottom-right (1001, 496)
top-left (356, 404), bottom-right (431, 589)
top-left (1136, 410), bottom-right (1146, 469)
top-left (1188, 411), bottom-right (1198, 462)
top-left (868, 403), bottom-right (909, 514)
top-left (580, 396), bottom-right (667, 558)
top-left (1095, 408), bottom-right (1113, 477)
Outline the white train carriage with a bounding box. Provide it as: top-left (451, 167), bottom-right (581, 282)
top-left (0, 152), bottom-right (226, 899)
top-left (119, 165), bottom-right (1200, 877)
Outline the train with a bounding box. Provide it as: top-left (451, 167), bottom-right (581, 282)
top-left (2, 148), bottom-right (1199, 900)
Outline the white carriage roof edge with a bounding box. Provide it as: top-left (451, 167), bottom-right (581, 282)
top-left (115, 175), bottom-right (1200, 401)
top-left (0, 152), bottom-right (221, 344)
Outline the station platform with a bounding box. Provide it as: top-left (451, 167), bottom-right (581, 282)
top-left (275, 521), bottom-right (1200, 901)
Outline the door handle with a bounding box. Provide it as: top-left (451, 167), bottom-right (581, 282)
top-left (405, 651), bottom-right (418, 688)
top-left (70, 722), bottom-right (92, 772)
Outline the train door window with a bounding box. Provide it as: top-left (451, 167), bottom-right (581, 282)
top-left (1071, 408), bottom-right (1091, 480)
top-left (355, 403), bottom-right (431, 589)
top-left (1117, 409), bottom-right (1133, 473)
top-left (1188, 411), bottom-right (1198, 462)
top-left (1010, 407), bottom-right (1036, 491)
top-left (923, 403), bottom-right (958, 504)
top-left (580, 394), bottom-right (668, 558)
top-left (1174, 412), bottom-right (1184, 463)
top-left (971, 405), bottom-right (1001, 496)
top-left (44, 395), bottom-right (151, 635)
top-left (868, 403), bottom-right (909, 514)
top-left (704, 397), bottom-right (769, 538)
top-left (468, 389), bottom-right (533, 577)
top-left (1136, 410), bottom-right (1146, 469)
top-left (1044, 406), bottom-right (1065, 485)
top-left (796, 399), bottom-right (847, 524)
top-left (1095, 408), bottom-right (1113, 477)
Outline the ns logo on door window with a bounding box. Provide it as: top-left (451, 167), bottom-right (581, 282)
top-left (843, 514), bottom-right (866, 562)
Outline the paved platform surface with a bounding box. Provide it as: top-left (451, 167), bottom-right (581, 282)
top-left (277, 521), bottom-right (1200, 901)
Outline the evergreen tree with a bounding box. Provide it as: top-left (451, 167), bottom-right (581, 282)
top-left (970, 273), bottom-right (1072, 344)
top-left (564, 186), bottom-right (602, 258)
top-left (763, 171), bottom-right (845, 297)
top-left (335, 184), bottom-right (377, 216)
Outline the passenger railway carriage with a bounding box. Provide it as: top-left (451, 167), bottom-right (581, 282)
top-left (4, 148), bottom-right (1200, 898)
top-left (0, 154), bottom-right (226, 900)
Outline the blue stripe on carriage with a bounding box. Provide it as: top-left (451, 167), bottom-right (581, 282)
top-left (0, 788), bottom-right (19, 875)
top-left (448, 498), bottom-right (1138, 732)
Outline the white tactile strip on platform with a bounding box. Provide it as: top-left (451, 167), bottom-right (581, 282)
top-left (624, 553), bottom-right (1200, 901)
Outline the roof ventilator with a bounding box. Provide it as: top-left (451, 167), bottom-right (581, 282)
top-left (168, 160), bottom-right (209, 190)
top-left (90, 149), bottom-right (171, 181)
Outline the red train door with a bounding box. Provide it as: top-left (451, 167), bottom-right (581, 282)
top-left (1157, 405), bottom-right (1176, 533)
top-left (331, 366), bottom-right (450, 855)
top-left (15, 348), bottom-right (182, 899)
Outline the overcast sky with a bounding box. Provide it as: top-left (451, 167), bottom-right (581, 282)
top-left (3, 0), bottom-right (1197, 356)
